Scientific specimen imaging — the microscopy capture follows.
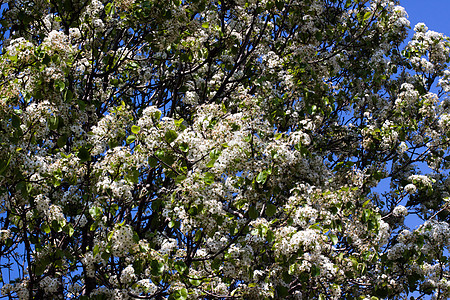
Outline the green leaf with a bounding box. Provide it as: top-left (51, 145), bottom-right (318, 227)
top-left (179, 142), bottom-right (189, 152)
top-left (105, 2), bottom-right (114, 15)
top-left (329, 233), bottom-right (338, 245)
top-left (125, 168), bottom-right (140, 184)
top-left (64, 89), bottom-right (73, 102)
top-left (194, 230), bottom-right (202, 242)
top-left (168, 220), bottom-right (178, 228)
top-left (90, 221), bottom-right (98, 231)
top-left (11, 114), bottom-right (21, 128)
top-left (174, 118), bottom-right (186, 130)
top-left (189, 277), bottom-right (201, 286)
top-left (89, 206), bottom-right (102, 219)
top-left (131, 125), bottom-right (141, 134)
top-left (0, 155), bottom-right (12, 175)
top-left (78, 100), bottom-right (86, 110)
top-left (209, 149), bottom-right (221, 160)
top-left (174, 261), bottom-right (187, 273)
top-left (93, 244), bottom-right (100, 257)
top-left (55, 80), bottom-right (65, 92)
top-left (47, 116), bottom-right (58, 130)
top-left (309, 223), bottom-right (321, 230)
top-left (150, 260), bottom-right (165, 276)
top-left (265, 203), bottom-right (277, 217)
top-left (171, 288), bottom-right (188, 300)
top-left (203, 172), bottom-right (215, 185)
top-left (165, 130), bottom-right (178, 143)
top-left (248, 205), bottom-right (258, 219)
top-left (101, 251), bottom-right (110, 261)
top-left (148, 156), bottom-right (158, 168)
top-left (16, 181), bottom-right (29, 197)
top-left (206, 160), bottom-right (215, 168)
top-left (277, 285), bottom-right (289, 297)
top-left (363, 11), bottom-right (371, 21)
top-left (65, 223), bottom-right (75, 237)
top-left (315, 31), bottom-right (323, 42)
top-left (311, 264), bottom-right (320, 277)
top-left (188, 203), bottom-right (203, 216)
top-left (35, 259), bottom-right (48, 276)
top-left (127, 61), bottom-right (139, 69)
top-left (41, 223), bottom-right (51, 234)
top-left (154, 110), bottom-right (162, 120)
top-left (266, 229), bottom-right (275, 242)
top-left (256, 170), bottom-right (269, 184)
top-left (77, 146), bottom-right (91, 162)
top-left (51, 220), bottom-right (63, 232)
top-left (57, 134), bottom-right (67, 148)
top-left (175, 174), bottom-right (186, 184)
top-left (275, 0), bottom-right (284, 10)
top-left (362, 199), bottom-right (371, 208)
top-left (202, 22), bottom-right (209, 29)
top-left (211, 258), bottom-right (221, 270)
top-left (180, 288), bottom-right (188, 300)
top-left (133, 231), bottom-right (140, 243)
top-left (126, 135), bottom-right (136, 144)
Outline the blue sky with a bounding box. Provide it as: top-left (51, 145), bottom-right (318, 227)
top-left (402, 0), bottom-right (450, 37)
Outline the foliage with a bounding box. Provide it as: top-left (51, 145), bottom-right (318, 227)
top-left (0, 0), bottom-right (449, 299)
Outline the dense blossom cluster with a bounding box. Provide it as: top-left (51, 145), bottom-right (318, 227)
top-left (1, 0), bottom-right (450, 299)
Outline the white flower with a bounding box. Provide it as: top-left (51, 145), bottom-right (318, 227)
top-left (69, 28), bottom-right (81, 39)
top-left (398, 141), bottom-right (408, 153)
top-left (35, 194), bottom-right (50, 213)
top-left (40, 276), bottom-right (59, 294)
top-left (290, 131), bottom-right (311, 146)
top-left (111, 225), bottom-right (135, 257)
top-left (405, 183), bottom-right (417, 194)
top-left (414, 22), bottom-right (428, 33)
top-left (135, 279), bottom-right (157, 294)
top-left (48, 204), bottom-right (66, 225)
top-left (184, 91), bottom-right (199, 105)
top-left (408, 175), bottom-right (433, 188)
top-left (392, 205), bottom-right (408, 217)
top-left (1, 283), bottom-right (13, 296)
top-left (0, 229), bottom-right (10, 241)
top-left (120, 265), bottom-right (136, 284)
top-left (93, 19), bottom-right (105, 32)
top-left (74, 214), bottom-right (88, 227)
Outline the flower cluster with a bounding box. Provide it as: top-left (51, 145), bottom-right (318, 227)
top-left (110, 225), bottom-right (135, 257)
top-left (1, 0), bottom-right (450, 299)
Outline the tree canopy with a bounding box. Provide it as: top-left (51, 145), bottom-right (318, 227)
top-left (0, 0), bottom-right (450, 299)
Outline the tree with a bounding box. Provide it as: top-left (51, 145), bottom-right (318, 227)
top-left (0, 0), bottom-right (449, 298)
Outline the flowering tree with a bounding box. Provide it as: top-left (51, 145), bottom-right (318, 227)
top-left (0, 0), bottom-right (450, 298)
